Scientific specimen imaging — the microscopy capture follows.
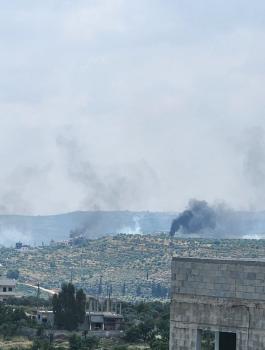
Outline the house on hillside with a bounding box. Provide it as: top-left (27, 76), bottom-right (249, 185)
top-left (36, 310), bottom-right (54, 326)
top-left (0, 278), bottom-right (17, 301)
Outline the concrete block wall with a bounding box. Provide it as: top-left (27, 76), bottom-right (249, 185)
top-left (170, 257), bottom-right (265, 350)
top-left (171, 257), bottom-right (265, 301)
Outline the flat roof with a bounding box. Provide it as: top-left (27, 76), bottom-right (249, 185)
top-left (86, 311), bottom-right (123, 318)
top-left (172, 256), bottom-right (265, 266)
top-left (0, 278), bottom-right (16, 286)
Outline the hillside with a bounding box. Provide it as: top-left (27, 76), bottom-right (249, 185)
top-left (0, 211), bottom-right (177, 246)
top-left (2, 209), bottom-right (265, 247)
top-left (1, 234), bottom-right (265, 300)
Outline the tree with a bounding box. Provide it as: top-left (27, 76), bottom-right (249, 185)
top-left (122, 301), bottom-right (169, 347)
top-left (151, 283), bottom-right (168, 298)
top-left (138, 319), bottom-right (155, 342)
top-left (0, 304), bottom-right (28, 339)
top-left (83, 336), bottom-right (99, 350)
top-left (6, 269), bottom-right (20, 280)
top-left (52, 283), bottom-right (86, 331)
top-left (76, 289), bottom-right (86, 324)
top-left (69, 334), bottom-right (82, 350)
top-left (69, 334), bottom-right (99, 350)
top-left (149, 338), bottom-right (168, 350)
top-left (124, 326), bottom-right (141, 342)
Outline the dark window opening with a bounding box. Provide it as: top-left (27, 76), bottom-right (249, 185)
top-left (92, 322), bottom-right (103, 330)
top-left (8, 287), bottom-right (12, 292)
top-left (219, 332), bottom-right (236, 350)
top-left (3, 287), bottom-right (6, 292)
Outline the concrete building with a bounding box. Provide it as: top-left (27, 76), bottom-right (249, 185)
top-left (35, 295), bottom-right (123, 332)
top-left (15, 242), bottom-right (31, 251)
top-left (84, 311), bottom-right (123, 331)
top-left (36, 310), bottom-right (54, 326)
top-left (83, 295), bottom-right (123, 332)
top-left (0, 278), bottom-right (17, 301)
top-left (86, 295), bottom-right (122, 315)
top-left (170, 257), bottom-right (265, 350)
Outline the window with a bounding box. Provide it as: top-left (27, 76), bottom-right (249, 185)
top-left (197, 330), bottom-right (237, 350)
top-left (219, 332), bottom-right (236, 350)
top-left (8, 287), bottom-right (12, 292)
top-left (3, 287), bottom-right (6, 292)
top-left (200, 330), bottom-right (215, 350)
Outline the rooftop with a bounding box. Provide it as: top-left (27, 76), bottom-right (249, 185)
top-left (172, 256), bottom-right (265, 266)
top-left (0, 278), bottom-right (16, 286)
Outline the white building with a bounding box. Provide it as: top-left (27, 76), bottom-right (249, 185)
top-left (36, 310), bottom-right (54, 326)
top-left (0, 278), bottom-right (17, 301)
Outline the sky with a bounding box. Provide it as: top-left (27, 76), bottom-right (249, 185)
top-left (0, 0), bottom-right (265, 215)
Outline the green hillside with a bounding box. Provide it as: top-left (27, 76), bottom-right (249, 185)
top-left (1, 235), bottom-right (265, 300)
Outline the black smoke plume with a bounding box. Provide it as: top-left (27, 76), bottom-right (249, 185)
top-left (170, 200), bottom-right (216, 236)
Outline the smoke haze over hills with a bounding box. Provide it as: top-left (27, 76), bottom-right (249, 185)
top-left (0, 211), bottom-right (177, 246)
top-left (0, 2), bottom-right (265, 216)
top-left (1, 205), bottom-right (265, 246)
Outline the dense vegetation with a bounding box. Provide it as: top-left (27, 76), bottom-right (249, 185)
top-left (123, 302), bottom-right (169, 349)
top-left (1, 235), bottom-right (263, 300)
top-left (0, 299), bottom-right (169, 350)
top-left (52, 283), bottom-right (86, 330)
top-left (0, 304), bottom-right (30, 339)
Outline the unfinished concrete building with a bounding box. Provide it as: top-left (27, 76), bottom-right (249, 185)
top-left (170, 257), bottom-right (265, 350)
top-left (83, 295), bottom-right (123, 332)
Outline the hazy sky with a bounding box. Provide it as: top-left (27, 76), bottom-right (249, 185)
top-left (1, 0), bottom-right (265, 214)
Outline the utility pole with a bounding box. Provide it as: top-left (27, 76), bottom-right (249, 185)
top-left (80, 248), bottom-right (84, 283)
top-left (122, 282), bottom-right (126, 296)
top-left (36, 282), bottom-right (40, 312)
top-left (98, 275), bottom-right (103, 296)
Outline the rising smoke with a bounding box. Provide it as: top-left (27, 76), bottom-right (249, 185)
top-left (56, 134), bottom-right (158, 211)
top-left (170, 200), bottom-right (216, 236)
top-left (169, 199), bottom-right (265, 238)
top-left (56, 134), bottom-right (158, 236)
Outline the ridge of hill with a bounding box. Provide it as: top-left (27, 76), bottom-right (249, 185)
top-left (0, 211), bottom-right (177, 246)
top-left (2, 209), bottom-right (265, 247)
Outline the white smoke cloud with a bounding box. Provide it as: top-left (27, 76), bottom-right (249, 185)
top-left (0, 228), bottom-right (33, 247)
